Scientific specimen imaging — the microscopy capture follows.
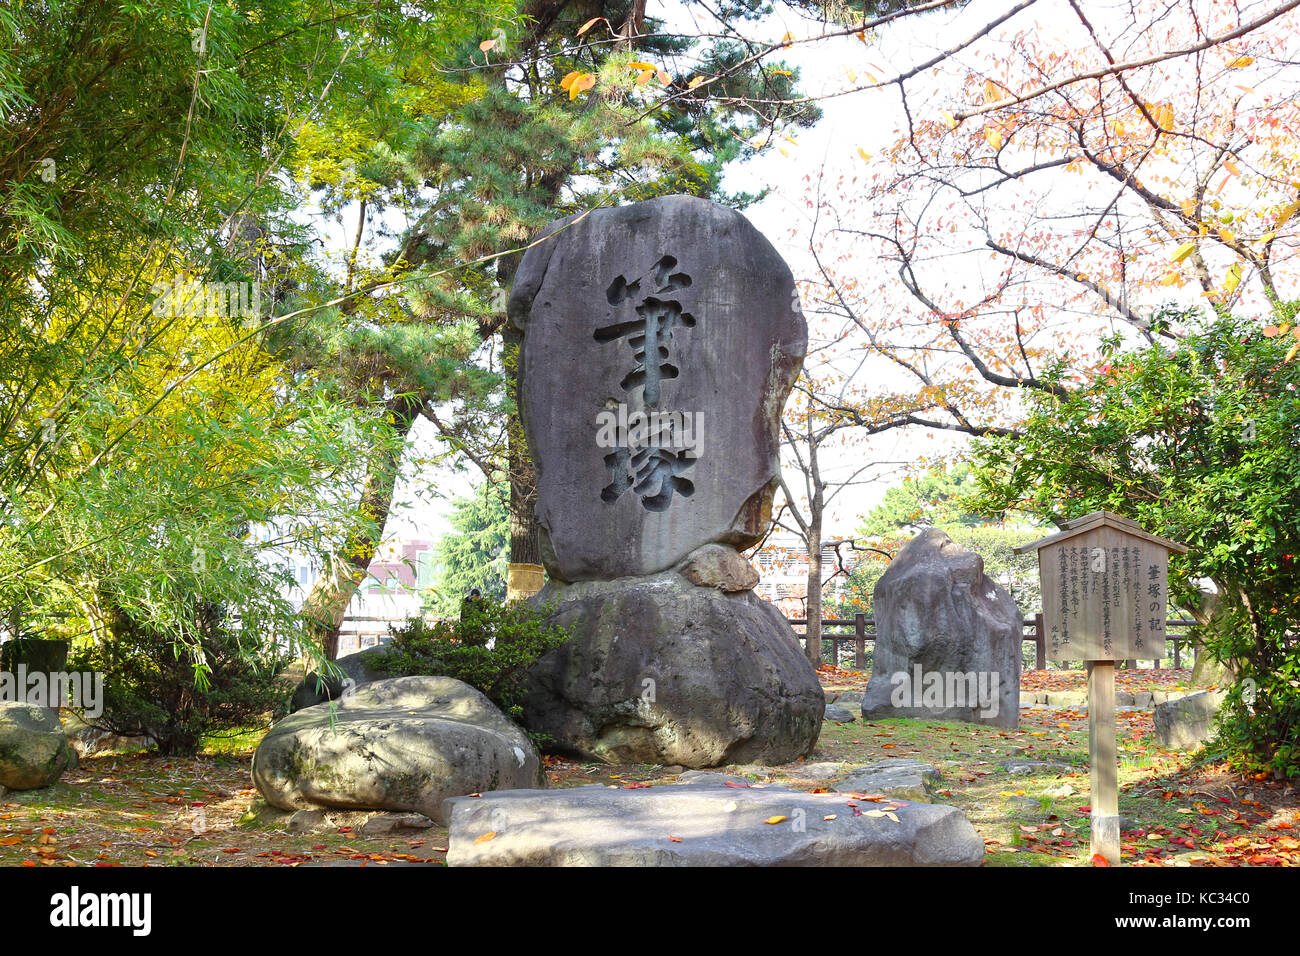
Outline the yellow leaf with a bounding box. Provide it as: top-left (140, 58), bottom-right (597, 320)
top-left (636, 69), bottom-right (653, 87)
top-left (857, 146), bottom-right (871, 162)
top-left (1180, 199), bottom-right (1197, 218)
top-left (1277, 199), bottom-right (1300, 227)
top-left (780, 31), bottom-right (794, 46)
top-left (479, 38), bottom-right (496, 52)
top-left (983, 79), bottom-right (1004, 103)
top-left (628, 62), bottom-right (656, 72)
top-left (764, 815), bottom-right (787, 824)
top-left (567, 72), bottom-right (596, 100)
top-left (559, 70), bottom-right (580, 92)
top-left (1171, 240), bottom-right (1197, 262)
top-left (1224, 159), bottom-right (1241, 176)
top-left (1227, 55), bottom-right (1255, 68)
top-left (688, 75), bottom-right (707, 90)
top-left (1223, 262), bottom-right (1243, 295)
top-left (577, 17), bottom-right (603, 35)
top-left (1286, 340), bottom-right (1300, 363)
top-left (474, 831), bottom-right (497, 844)
top-left (843, 66), bottom-right (857, 83)
top-left (823, 814), bottom-right (837, 821)
top-left (985, 125), bottom-right (1003, 150)
top-left (940, 108), bottom-right (958, 129)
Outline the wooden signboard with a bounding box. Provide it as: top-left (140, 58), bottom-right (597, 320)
top-left (1017, 511), bottom-right (1187, 662)
top-left (1016, 511), bottom-right (1188, 865)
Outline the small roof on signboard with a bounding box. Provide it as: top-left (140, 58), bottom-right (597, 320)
top-left (1013, 510), bottom-right (1189, 555)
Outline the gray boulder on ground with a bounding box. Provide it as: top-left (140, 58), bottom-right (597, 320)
top-left (521, 574), bottom-right (824, 768)
top-left (443, 774), bottom-right (984, 866)
top-left (861, 529), bottom-right (1022, 728)
top-left (823, 704), bottom-right (857, 723)
top-left (290, 646), bottom-right (393, 712)
top-left (252, 676), bottom-right (542, 825)
top-left (1154, 689), bottom-right (1225, 750)
top-left (834, 759), bottom-right (943, 803)
top-left (0, 702), bottom-right (75, 790)
top-left (61, 712), bottom-right (152, 757)
top-left (508, 195), bottom-right (806, 583)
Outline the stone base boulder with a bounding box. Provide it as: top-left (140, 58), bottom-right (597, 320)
top-left (252, 676), bottom-right (542, 824)
top-left (444, 772), bottom-right (983, 866)
top-left (521, 574), bottom-right (823, 768)
top-left (1154, 689), bottom-right (1225, 750)
top-left (861, 529), bottom-right (1021, 728)
top-left (0, 702), bottom-right (75, 790)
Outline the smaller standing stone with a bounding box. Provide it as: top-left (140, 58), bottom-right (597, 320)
top-left (861, 529), bottom-right (1021, 728)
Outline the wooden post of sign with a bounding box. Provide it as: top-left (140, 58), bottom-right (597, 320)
top-left (1015, 511), bottom-right (1189, 869)
top-left (1087, 660), bottom-right (1119, 864)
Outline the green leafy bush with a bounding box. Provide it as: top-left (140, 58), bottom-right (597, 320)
top-left (373, 598), bottom-right (571, 724)
top-left (68, 599), bottom-right (293, 756)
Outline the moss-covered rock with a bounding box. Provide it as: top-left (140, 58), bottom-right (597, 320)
top-left (252, 676), bottom-right (542, 825)
top-left (0, 702), bottom-right (75, 790)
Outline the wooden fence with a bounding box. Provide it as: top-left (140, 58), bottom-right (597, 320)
top-left (787, 613), bottom-right (1199, 670)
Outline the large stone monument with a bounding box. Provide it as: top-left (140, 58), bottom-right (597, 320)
top-left (508, 195), bottom-right (824, 767)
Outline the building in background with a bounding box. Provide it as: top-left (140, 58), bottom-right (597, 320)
top-left (751, 533), bottom-right (870, 619)
top-left (272, 537), bottom-right (437, 656)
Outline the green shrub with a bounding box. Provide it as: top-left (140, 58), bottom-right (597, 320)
top-left (373, 598), bottom-right (571, 724)
top-left (68, 599), bottom-right (293, 756)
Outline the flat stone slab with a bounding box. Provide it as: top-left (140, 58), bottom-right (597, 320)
top-left (779, 761), bottom-right (846, 780)
top-left (444, 776), bottom-right (983, 866)
top-left (833, 759), bottom-right (942, 803)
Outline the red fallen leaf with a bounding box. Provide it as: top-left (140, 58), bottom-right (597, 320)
top-left (723, 782), bottom-right (750, 789)
top-left (220, 848), bottom-right (242, 853)
top-left (1091, 853), bottom-right (1112, 867)
top-left (1269, 822), bottom-right (1295, 830)
top-left (1059, 840), bottom-right (1077, 846)
top-left (668, 835), bottom-right (682, 842)
top-left (1218, 796), bottom-right (1232, 804)
top-left (622, 782), bottom-right (652, 789)
top-left (312, 845), bottom-right (326, 850)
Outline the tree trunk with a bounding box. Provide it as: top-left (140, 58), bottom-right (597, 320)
top-left (299, 393), bottom-right (424, 659)
top-left (806, 511), bottom-right (824, 667)
top-left (502, 322), bottom-right (544, 600)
